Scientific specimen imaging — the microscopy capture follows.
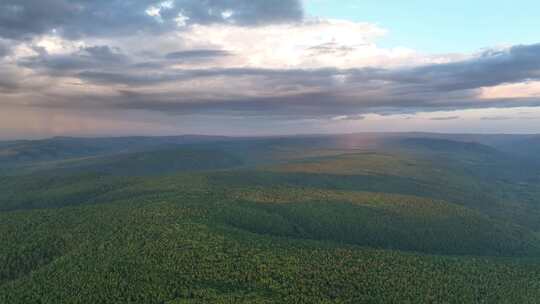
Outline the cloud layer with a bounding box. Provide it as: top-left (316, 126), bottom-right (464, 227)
top-left (7, 41), bottom-right (540, 116)
top-left (0, 0), bottom-right (303, 39)
top-left (1, 0), bottom-right (540, 137)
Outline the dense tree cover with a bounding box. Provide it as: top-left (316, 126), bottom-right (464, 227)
top-left (221, 188), bottom-right (540, 256)
top-left (2, 135), bottom-right (540, 303)
top-left (1, 197), bottom-right (540, 304)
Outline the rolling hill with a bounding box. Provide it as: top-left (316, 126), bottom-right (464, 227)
top-left (1, 133), bottom-right (540, 303)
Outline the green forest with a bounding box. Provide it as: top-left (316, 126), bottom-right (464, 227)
top-left (1, 134), bottom-right (540, 303)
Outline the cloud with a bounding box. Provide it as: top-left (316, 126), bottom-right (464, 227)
top-left (481, 116), bottom-right (513, 121)
top-left (0, 63), bottom-right (28, 93)
top-left (179, 19), bottom-right (396, 69)
top-left (2, 1), bottom-right (540, 132)
top-left (68, 43), bottom-right (540, 110)
top-left (429, 116), bottom-right (460, 121)
top-left (331, 114), bottom-right (365, 121)
top-left (165, 49), bottom-right (232, 60)
top-left (3, 2), bottom-right (540, 138)
top-left (387, 44), bottom-right (540, 92)
top-left (0, 0), bottom-right (303, 40)
top-left (332, 43), bottom-right (540, 100)
top-left (0, 39), bottom-right (11, 58)
top-left (75, 67), bottom-right (344, 86)
top-left (20, 45), bottom-right (130, 72)
top-left (5, 42), bottom-right (540, 119)
top-left (480, 81), bottom-right (540, 99)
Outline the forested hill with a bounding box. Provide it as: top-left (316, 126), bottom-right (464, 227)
top-left (1, 133), bottom-right (540, 303)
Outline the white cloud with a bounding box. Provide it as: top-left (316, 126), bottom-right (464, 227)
top-left (34, 35), bottom-right (86, 55)
top-left (175, 12), bottom-right (190, 27)
top-left (179, 18), bottom-right (427, 69)
top-left (146, 1), bottom-right (175, 23)
top-left (221, 9), bottom-right (234, 20)
top-left (145, 6), bottom-right (161, 18)
top-left (331, 114), bottom-right (365, 121)
top-left (480, 81), bottom-right (540, 99)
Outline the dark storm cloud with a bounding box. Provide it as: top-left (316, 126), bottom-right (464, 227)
top-left (0, 0), bottom-right (303, 40)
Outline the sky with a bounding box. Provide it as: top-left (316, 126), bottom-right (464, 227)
top-left (1, 0), bottom-right (540, 139)
top-left (305, 0), bottom-right (540, 53)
